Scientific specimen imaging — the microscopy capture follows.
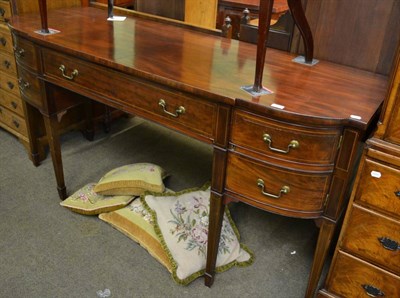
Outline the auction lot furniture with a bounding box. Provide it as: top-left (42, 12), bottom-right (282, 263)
top-left (318, 46), bottom-right (400, 297)
top-left (9, 6), bottom-right (388, 297)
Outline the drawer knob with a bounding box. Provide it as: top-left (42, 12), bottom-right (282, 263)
top-left (257, 178), bottom-right (290, 199)
top-left (262, 133), bottom-right (299, 154)
top-left (378, 237), bottom-right (399, 251)
top-left (59, 64), bottom-right (79, 80)
top-left (0, 37), bottom-right (6, 46)
top-left (13, 47), bottom-right (25, 58)
top-left (158, 99), bottom-right (185, 118)
top-left (7, 81), bottom-right (14, 90)
top-left (18, 78), bottom-right (30, 91)
top-left (11, 101), bottom-right (18, 109)
top-left (12, 119), bottom-right (20, 128)
top-left (3, 59), bottom-right (11, 69)
top-left (395, 190), bottom-right (400, 197)
top-left (0, 8), bottom-right (5, 17)
top-left (361, 284), bottom-right (385, 297)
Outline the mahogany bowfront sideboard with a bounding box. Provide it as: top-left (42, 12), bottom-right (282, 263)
top-left (9, 7), bottom-right (388, 297)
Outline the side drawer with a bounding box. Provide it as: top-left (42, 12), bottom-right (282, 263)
top-left (341, 204), bottom-right (400, 275)
top-left (0, 105), bottom-right (27, 136)
top-left (327, 251), bottom-right (400, 298)
top-left (0, 0), bottom-right (11, 22)
top-left (0, 70), bottom-right (19, 97)
top-left (0, 50), bottom-right (17, 75)
top-left (356, 158), bottom-right (400, 217)
top-left (0, 89), bottom-right (24, 116)
top-left (41, 48), bottom-right (217, 140)
top-left (225, 152), bottom-right (331, 217)
top-left (230, 109), bottom-right (341, 165)
top-left (12, 34), bottom-right (39, 71)
top-left (0, 23), bottom-right (13, 54)
top-left (16, 66), bottom-right (43, 110)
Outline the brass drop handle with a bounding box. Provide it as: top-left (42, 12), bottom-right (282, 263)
top-left (257, 178), bottom-right (290, 199)
top-left (59, 64), bottom-right (79, 80)
top-left (0, 37), bottom-right (6, 46)
top-left (18, 78), bottom-right (30, 91)
top-left (263, 133), bottom-right (299, 154)
top-left (13, 47), bottom-right (25, 58)
top-left (361, 284), bottom-right (385, 297)
top-left (3, 59), bottom-right (10, 69)
top-left (378, 237), bottom-right (399, 251)
top-left (12, 119), bottom-right (20, 128)
top-left (158, 99), bottom-right (185, 118)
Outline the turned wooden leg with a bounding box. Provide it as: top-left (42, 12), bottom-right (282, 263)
top-left (205, 190), bottom-right (225, 287)
top-left (305, 218), bottom-right (336, 297)
top-left (287, 0), bottom-right (314, 63)
top-left (21, 101), bottom-right (42, 166)
top-left (43, 113), bottom-right (67, 199)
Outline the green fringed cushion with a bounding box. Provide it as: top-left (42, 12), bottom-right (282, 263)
top-left (99, 198), bottom-right (173, 272)
top-left (94, 163), bottom-right (166, 196)
top-left (60, 183), bottom-right (134, 215)
top-left (141, 184), bottom-right (254, 285)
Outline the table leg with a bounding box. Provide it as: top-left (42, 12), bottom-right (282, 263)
top-left (21, 101), bottom-right (42, 166)
top-left (305, 218), bottom-right (336, 297)
top-left (205, 190), bottom-right (225, 287)
top-left (43, 113), bottom-right (67, 199)
top-left (287, 0), bottom-right (314, 63)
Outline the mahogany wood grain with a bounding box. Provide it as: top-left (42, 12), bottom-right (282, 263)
top-left (341, 204), bottom-right (400, 275)
top-left (328, 251), bottom-right (400, 297)
top-left (135, 0), bottom-right (184, 21)
top-left (37, 0), bottom-right (49, 33)
top-left (10, 0), bottom-right (84, 15)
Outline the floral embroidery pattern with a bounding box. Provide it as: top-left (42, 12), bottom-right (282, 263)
top-left (128, 200), bottom-right (154, 225)
top-left (72, 183), bottom-right (99, 204)
top-left (168, 194), bottom-right (235, 257)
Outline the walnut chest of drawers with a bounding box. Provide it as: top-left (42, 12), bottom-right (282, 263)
top-left (318, 46), bottom-right (400, 298)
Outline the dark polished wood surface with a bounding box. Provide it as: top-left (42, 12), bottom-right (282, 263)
top-left (9, 7), bottom-right (391, 297)
top-left (10, 7), bottom-right (387, 126)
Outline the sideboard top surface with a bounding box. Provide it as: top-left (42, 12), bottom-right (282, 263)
top-left (9, 7), bottom-right (388, 128)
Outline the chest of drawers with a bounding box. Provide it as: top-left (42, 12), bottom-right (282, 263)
top-left (318, 46), bottom-right (400, 298)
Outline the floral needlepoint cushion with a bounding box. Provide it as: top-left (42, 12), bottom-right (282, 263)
top-left (94, 163), bottom-right (167, 196)
top-left (142, 184), bottom-right (254, 285)
top-left (99, 198), bottom-right (173, 272)
top-left (60, 183), bottom-right (134, 215)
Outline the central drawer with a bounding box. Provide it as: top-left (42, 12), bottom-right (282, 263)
top-left (230, 109), bottom-right (341, 165)
top-left (225, 152), bottom-right (331, 217)
top-left (341, 204), bottom-right (400, 275)
top-left (41, 48), bottom-right (218, 140)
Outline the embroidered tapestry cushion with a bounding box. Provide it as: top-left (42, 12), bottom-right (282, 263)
top-left (99, 198), bottom-right (173, 272)
top-left (94, 163), bottom-right (166, 196)
top-left (142, 184), bottom-right (254, 285)
top-left (60, 183), bottom-right (134, 215)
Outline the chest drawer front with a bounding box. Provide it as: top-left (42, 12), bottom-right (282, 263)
top-left (328, 251), bottom-right (400, 298)
top-left (16, 66), bottom-right (42, 109)
top-left (225, 153), bottom-right (330, 217)
top-left (0, 51), bottom-right (16, 75)
top-left (0, 1), bottom-right (11, 22)
top-left (41, 48), bottom-right (217, 140)
top-left (0, 70), bottom-right (19, 96)
top-left (0, 104), bottom-right (27, 136)
top-left (356, 158), bottom-right (400, 217)
top-left (230, 110), bottom-right (341, 165)
top-left (341, 205), bottom-right (400, 275)
top-left (0, 24), bottom-right (13, 54)
top-left (0, 90), bottom-right (23, 116)
top-left (12, 34), bottom-right (39, 72)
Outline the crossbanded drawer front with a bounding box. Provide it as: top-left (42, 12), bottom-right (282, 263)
top-left (230, 110), bottom-right (341, 165)
top-left (328, 251), bottom-right (400, 298)
top-left (341, 204), bottom-right (400, 275)
top-left (0, 71), bottom-right (19, 97)
top-left (0, 0), bottom-right (11, 22)
top-left (356, 158), bottom-right (400, 217)
top-left (0, 105), bottom-right (27, 136)
top-left (0, 23), bottom-right (13, 54)
top-left (41, 48), bottom-right (217, 140)
top-left (16, 66), bottom-right (42, 109)
top-left (0, 90), bottom-right (24, 116)
top-left (225, 152), bottom-right (330, 217)
top-left (0, 51), bottom-right (17, 74)
top-left (12, 34), bottom-right (39, 72)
